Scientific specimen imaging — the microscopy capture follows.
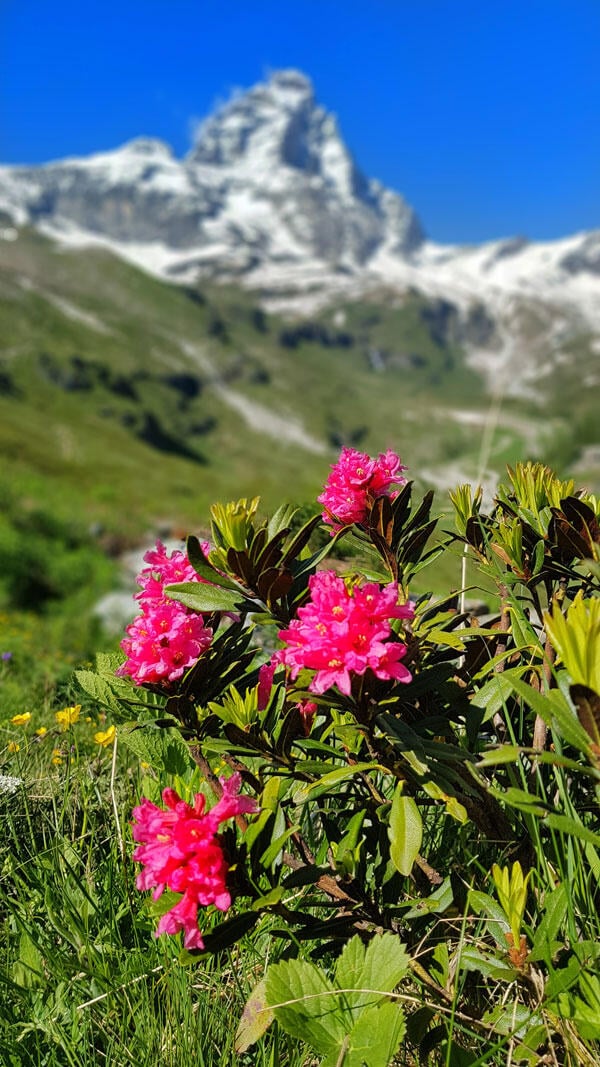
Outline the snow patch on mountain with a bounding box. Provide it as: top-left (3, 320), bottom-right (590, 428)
top-left (178, 341), bottom-right (326, 453)
top-left (1, 67), bottom-right (599, 397)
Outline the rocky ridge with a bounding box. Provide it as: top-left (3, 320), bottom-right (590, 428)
top-left (1, 69), bottom-right (599, 395)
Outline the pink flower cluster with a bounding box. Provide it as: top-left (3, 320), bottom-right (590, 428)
top-left (277, 570), bottom-right (414, 696)
top-left (318, 447), bottom-right (407, 532)
top-left (117, 540), bottom-right (213, 686)
top-left (132, 773), bottom-right (258, 950)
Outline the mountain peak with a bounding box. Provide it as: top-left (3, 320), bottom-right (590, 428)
top-left (267, 68), bottom-right (314, 97)
top-left (188, 68), bottom-right (317, 169)
top-left (0, 68), bottom-right (424, 274)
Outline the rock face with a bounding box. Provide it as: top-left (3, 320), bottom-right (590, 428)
top-left (1, 67), bottom-right (599, 358)
top-left (0, 69), bottom-right (423, 278)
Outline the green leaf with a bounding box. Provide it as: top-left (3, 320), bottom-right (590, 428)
top-left (235, 978), bottom-right (274, 1053)
top-left (186, 536), bottom-right (245, 590)
top-left (265, 958), bottom-right (347, 1055)
top-left (544, 813), bottom-right (600, 846)
top-left (259, 825), bottom-right (300, 869)
top-left (388, 784), bottom-right (422, 876)
top-left (94, 650), bottom-right (127, 674)
top-left (529, 883), bottom-right (567, 963)
top-left (488, 786), bottom-right (549, 816)
top-left (424, 627), bottom-right (465, 651)
top-left (403, 877), bottom-right (454, 919)
top-left (266, 503), bottom-right (296, 541)
top-left (477, 745), bottom-right (524, 767)
top-left (344, 999), bottom-right (406, 1067)
top-left (510, 677), bottom-right (593, 753)
top-left (460, 946), bottom-right (517, 981)
top-left (468, 889), bottom-right (510, 945)
top-left (198, 911), bottom-right (260, 953)
top-left (334, 936), bottom-right (367, 1014)
top-left (544, 593), bottom-right (600, 693)
top-left (334, 933), bottom-right (409, 1018)
top-left (166, 581), bottom-right (246, 614)
top-left (251, 887), bottom-right (284, 911)
top-left (75, 669), bottom-right (123, 713)
top-left (472, 669), bottom-right (528, 722)
top-left (359, 932), bottom-right (410, 996)
top-left (292, 762), bottom-right (380, 803)
top-left (118, 724), bottom-right (192, 774)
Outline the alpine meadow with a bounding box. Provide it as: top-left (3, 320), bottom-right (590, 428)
top-left (1, 68), bottom-right (599, 1067)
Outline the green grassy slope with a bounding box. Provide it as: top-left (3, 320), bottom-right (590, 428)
top-left (0, 228), bottom-right (593, 547)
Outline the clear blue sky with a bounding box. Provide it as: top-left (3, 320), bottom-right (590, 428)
top-left (2, 0), bottom-right (599, 243)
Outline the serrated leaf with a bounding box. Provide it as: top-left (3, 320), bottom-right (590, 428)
top-left (235, 978), bottom-right (274, 1053)
top-left (334, 936), bottom-right (366, 1014)
top-left (359, 933), bottom-right (410, 996)
top-left (118, 724), bottom-right (191, 774)
top-left (265, 958), bottom-right (346, 1054)
top-left (388, 784), bottom-right (422, 876)
top-left (75, 669), bottom-right (123, 713)
top-left (345, 998), bottom-right (406, 1067)
top-left (95, 651), bottom-right (127, 674)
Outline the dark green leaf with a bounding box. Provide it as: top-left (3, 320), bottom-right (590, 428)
top-left (166, 581), bottom-right (246, 614)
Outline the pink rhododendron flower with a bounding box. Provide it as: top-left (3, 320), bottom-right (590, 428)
top-left (257, 661), bottom-right (277, 711)
top-left (318, 447), bottom-right (407, 533)
top-left (117, 602), bottom-right (213, 685)
top-left (132, 773), bottom-right (258, 950)
top-left (117, 540), bottom-right (213, 686)
top-left (277, 570), bottom-right (414, 696)
top-left (135, 539), bottom-right (212, 607)
top-left (297, 700), bottom-right (318, 735)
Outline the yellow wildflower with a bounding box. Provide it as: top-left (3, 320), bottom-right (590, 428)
top-left (94, 725), bottom-right (116, 747)
top-left (7, 741), bottom-right (20, 753)
top-left (51, 748), bottom-right (63, 766)
top-left (35, 726), bottom-right (48, 737)
top-left (55, 704), bottom-right (81, 730)
top-left (11, 712), bottom-right (32, 726)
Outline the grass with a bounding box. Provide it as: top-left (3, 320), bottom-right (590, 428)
top-left (1, 228), bottom-right (599, 1064)
top-left (2, 226), bottom-right (593, 552)
top-left (0, 657), bottom-right (312, 1066)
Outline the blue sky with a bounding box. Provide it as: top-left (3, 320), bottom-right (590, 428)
top-left (2, 0), bottom-right (599, 243)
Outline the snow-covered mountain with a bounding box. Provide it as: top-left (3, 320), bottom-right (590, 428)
top-left (1, 67), bottom-right (599, 389)
top-left (0, 70), bottom-right (422, 280)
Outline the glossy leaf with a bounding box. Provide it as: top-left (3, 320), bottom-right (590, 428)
top-left (388, 784), bottom-right (422, 876)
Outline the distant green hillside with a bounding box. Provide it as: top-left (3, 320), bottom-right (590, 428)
top-left (0, 229), bottom-right (592, 547)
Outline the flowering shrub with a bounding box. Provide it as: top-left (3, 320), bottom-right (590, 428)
top-left (317, 446), bottom-right (406, 531)
top-left (277, 570), bottom-right (414, 694)
top-left (78, 455), bottom-right (600, 1066)
top-left (132, 773), bottom-right (258, 949)
top-left (117, 540), bottom-right (213, 685)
